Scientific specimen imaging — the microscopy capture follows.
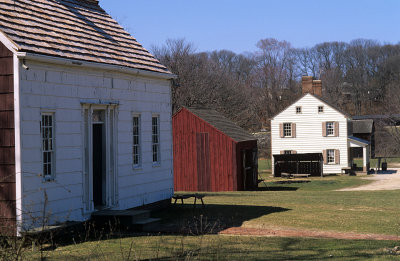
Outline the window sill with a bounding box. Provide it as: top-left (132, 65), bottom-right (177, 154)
top-left (43, 177), bottom-right (55, 183)
top-left (152, 163), bottom-right (161, 168)
top-left (133, 166), bottom-right (142, 171)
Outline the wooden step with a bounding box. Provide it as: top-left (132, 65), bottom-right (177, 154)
top-left (132, 217), bottom-right (161, 232)
top-left (91, 209), bottom-right (151, 226)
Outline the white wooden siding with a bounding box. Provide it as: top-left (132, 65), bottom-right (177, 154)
top-left (18, 60), bottom-right (173, 227)
top-left (271, 94), bottom-right (349, 174)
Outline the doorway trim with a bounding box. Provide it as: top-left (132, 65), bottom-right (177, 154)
top-left (82, 103), bottom-right (118, 213)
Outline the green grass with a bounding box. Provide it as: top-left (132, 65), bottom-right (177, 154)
top-left (258, 158), bottom-right (271, 171)
top-left (353, 157), bottom-right (400, 169)
top-left (30, 235), bottom-right (400, 260)
top-left (20, 175), bottom-right (400, 260)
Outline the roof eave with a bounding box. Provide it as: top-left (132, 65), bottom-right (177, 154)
top-left (0, 30), bottom-right (20, 53)
top-left (16, 52), bottom-right (176, 80)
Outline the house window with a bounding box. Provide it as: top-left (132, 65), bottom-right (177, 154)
top-left (318, 106), bottom-right (324, 113)
top-left (296, 106), bottom-right (302, 114)
top-left (327, 149), bottom-right (335, 164)
top-left (152, 115), bottom-right (160, 164)
top-left (133, 115), bottom-right (141, 167)
top-left (283, 123), bottom-right (292, 137)
top-left (284, 150), bottom-right (292, 155)
top-left (326, 122), bottom-right (334, 136)
top-left (41, 113), bottom-right (55, 180)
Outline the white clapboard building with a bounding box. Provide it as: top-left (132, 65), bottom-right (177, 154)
top-left (271, 77), bottom-right (370, 175)
top-left (0, 0), bottom-right (174, 235)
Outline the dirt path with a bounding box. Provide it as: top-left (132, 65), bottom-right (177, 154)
top-left (219, 227), bottom-right (400, 240)
top-left (337, 168), bottom-right (400, 191)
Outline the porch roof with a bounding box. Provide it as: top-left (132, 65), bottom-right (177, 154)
top-left (348, 136), bottom-right (369, 147)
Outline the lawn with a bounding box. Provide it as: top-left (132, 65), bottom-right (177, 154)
top-left (17, 174), bottom-right (400, 260)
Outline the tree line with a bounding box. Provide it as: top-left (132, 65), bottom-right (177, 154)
top-left (152, 38), bottom-right (400, 131)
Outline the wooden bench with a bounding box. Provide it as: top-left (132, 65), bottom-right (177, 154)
top-left (281, 173), bottom-right (310, 178)
top-left (341, 167), bottom-right (351, 174)
top-left (172, 194), bottom-right (205, 208)
top-left (291, 174), bottom-right (310, 178)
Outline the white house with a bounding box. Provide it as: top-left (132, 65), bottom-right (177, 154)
top-left (0, 0), bottom-right (175, 235)
top-left (271, 77), bottom-right (370, 176)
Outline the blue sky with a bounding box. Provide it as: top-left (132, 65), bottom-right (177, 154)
top-left (100, 0), bottom-right (400, 54)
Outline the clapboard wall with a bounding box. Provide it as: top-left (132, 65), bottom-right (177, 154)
top-left (17, 59), bottom-right (173, 228)
top-left (271, 94), bottom-right (349, 174)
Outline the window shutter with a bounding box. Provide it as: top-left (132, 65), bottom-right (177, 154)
top-left (322, 122), bottom-right (327, 137)
top-left (323, 150), bottom-right (327, 164)
top-left (335, 149), bottom-right (340, 164)
top-left (292, 123), bottom-right (296, 138)
top-left (334, 122), bottom-right (339, 137)
top-left (292, 150), bottom-right (297, 154)
top-left (279, 123), bottom-right (284, 138)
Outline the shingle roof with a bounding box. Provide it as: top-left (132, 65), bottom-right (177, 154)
top-left (185, 107), bottom-right (256, 142)
top-left (0, 0), bottom-right (171, 74)
top-left (352, 119), bottom-right (374, 134)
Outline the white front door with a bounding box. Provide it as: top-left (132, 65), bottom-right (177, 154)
top-left (82, 105), bottom-right (118, 212)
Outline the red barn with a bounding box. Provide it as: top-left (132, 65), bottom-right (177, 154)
top-left (173, 107), bottom-right (258, 191)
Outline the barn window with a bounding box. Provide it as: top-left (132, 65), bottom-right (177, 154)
top-left (133, 115), bottom-right (141, 168)
top-left (326, 122), bottom-right (334, 136)
top-left (296, 106), bottom-right (302, 114)
top-left (327, 149), bottom-right (335, 163)
top-left (152, 115), bottom-right (160, 164)
top-left (41, 113), bottom-right (55, 180)
top-left (318, 106), bottom-right (324, 113)
top-left (283, 123), bottom-right (292, 137)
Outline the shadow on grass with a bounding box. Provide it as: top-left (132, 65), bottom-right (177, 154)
top-left (258, 186), bottom-right (299, 191)
top-left (154, 204), bottom-right (290, 235)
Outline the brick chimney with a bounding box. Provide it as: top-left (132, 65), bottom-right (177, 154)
top-left (301, 76), bottom-right (322, 97)
top-left (301, 76), bottom-right (313, 94)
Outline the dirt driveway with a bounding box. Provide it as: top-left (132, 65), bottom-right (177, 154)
top-left (337, 168), bottom-right (400, 191)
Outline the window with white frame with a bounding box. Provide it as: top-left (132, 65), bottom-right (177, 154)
top-left (152, 115), bottom-right (160, 164)
top-left (283, 123), bottom-right (292, 137)
top-left (284, 150), bottom-right (292, 155)
top-left (318, 106), bottom-right (324, 113)
top-left (41, 113), bottom-right (55, 180)
top-left (132, 115), bottom-right (141, 167)
top-left (296, 106), bottom-right (302, 114)
top-left (327, 149), bottom-right (335, 164)
top-left (326, 122), bottom-right (334, 136)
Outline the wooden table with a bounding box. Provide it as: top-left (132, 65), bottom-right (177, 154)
top-left (172, 194), bottom-right (205, 208)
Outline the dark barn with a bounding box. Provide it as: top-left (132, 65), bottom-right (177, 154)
top-left (273, 153), bottom-right (323, 177)
top-left (173, 107), bottom-right (258, 191)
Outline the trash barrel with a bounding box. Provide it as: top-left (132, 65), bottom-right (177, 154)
top-left (382, 162), bottom-right (387, 171)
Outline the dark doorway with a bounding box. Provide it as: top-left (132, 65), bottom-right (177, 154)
top-left (243, 150), bottom-right (257, 190)
top-left (93, 124), bottom-right (104, 207)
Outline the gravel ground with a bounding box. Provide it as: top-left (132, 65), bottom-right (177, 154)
top-left (337, 168), bottom-right (400, 191)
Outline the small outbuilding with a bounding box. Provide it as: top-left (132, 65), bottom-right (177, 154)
top-left (173, 107), bottom-right (258, 191)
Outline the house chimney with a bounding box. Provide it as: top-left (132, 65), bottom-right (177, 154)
top-left (301, 76), bottom-right (313, 94)
top-left (301, 76), bottom-right (322, 97)
top-left (312, 80), bottom-right (322, 96)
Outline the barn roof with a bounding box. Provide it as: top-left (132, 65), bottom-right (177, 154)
top-left (184, 107), bottom-right (256, 142)
top-left (0, 0), bottom-right (171, 75)
top-left (352, 119), bottom-right (374, 134)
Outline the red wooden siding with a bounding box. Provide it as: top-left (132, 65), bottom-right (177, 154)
top-left (0, 41), bottom-right (16, 235)
top-left (173, 108), bottom-right (257, 191)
